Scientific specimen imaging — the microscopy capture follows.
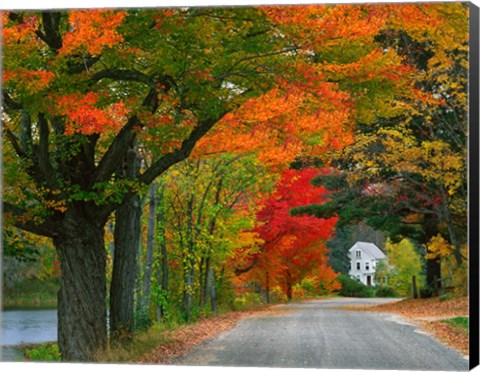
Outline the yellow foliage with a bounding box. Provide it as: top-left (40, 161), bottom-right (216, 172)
top-left (440, 244), bottom-right (468, 296)
top-left (425, 234), bottom-right (454, 260)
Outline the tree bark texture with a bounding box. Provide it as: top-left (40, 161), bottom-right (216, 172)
top-left (54, 214), bottom-right (107, 361)
top-left (207, 267), bottom-right (217, 313)
top-left (142, 182), bottom-right (158, 310)
top-left (110, 143), bottom-right (143, 342)
top-left (110, 193), bottom-right (142, 342)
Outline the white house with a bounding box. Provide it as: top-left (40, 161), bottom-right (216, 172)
top-left (348, 241), bottom-right (387, 287)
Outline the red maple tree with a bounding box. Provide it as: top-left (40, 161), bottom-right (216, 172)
top-left (239, 168), bottom-right (338, 300)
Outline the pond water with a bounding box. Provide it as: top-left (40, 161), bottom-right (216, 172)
top-left (1, 309), bottom-right (57, 361)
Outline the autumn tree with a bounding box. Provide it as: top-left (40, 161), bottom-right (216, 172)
top-left (1, 8), bottom-right (296, 360)
top-left (382, 238), bottom-right (425, 297)
top-left (240, 168), bottom-right (338, 300)
top-left (2, 4), bottom-right (454, 360)
top-left (158, 154), bottom-right (269, 321)
top-left (293, 3), bottom-right (469, 295)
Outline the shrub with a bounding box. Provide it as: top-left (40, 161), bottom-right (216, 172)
top-left (24, 343), bottom-right (61, 361)
top-left (134, 303), bottom-right (153, 332)
top-left (374, 286), bottom-right (398, 298)
top-left (336, 274), bottom-right (374, 298)
top-left (270, 286), bottom-right (287, 302)
top-left (293, 285), bottom-right (306, 299)
top-left (233, 292), bottom-right (262, 310)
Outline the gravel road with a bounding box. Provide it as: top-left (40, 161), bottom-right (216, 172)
top-left (176, 297), bottom-right (469, 370)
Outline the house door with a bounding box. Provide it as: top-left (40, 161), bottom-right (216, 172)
top-left (366, 275), bottom-right (372, 287)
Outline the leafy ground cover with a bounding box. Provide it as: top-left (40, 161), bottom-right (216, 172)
top-left (342, 296), bottom-right (469, 355)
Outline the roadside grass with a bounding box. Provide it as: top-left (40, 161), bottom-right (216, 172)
top-left (97, 302), bottom-right (279, 363)
top-left (422, 316), bottom-right (469, 355)
top-left (442, 316), bottom-right (468, 332)
top-left (95, 323), bottom-right (174, 363)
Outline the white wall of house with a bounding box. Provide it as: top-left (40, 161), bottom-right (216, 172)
top-left (348, 242), bottom-right (387, 287)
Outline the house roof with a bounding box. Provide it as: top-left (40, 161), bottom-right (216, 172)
top-left (349, 241), bottom-right (387, 260)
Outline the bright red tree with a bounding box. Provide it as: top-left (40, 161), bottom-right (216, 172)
top-left (242, 168), bottom-right (338, 300)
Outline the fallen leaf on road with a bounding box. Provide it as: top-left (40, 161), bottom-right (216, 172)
top-left (340, 297), bottom-right (469, 356)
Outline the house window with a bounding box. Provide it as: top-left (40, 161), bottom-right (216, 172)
top-left (356, 262), bottom-right (361, 270)
top-left (365, 262), bottom-right (370, 270)
top-left (356, 250), bottom-right (361, 258)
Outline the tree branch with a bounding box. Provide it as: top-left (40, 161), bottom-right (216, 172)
top-left (139, 111), bottom-right (228, 185)
top-left (37, 12), bottom-right (63, 50)
top-left (20, 110), bottom-right (33, 153)
top-left (4, 129), bottom-right (26, 158)
top-left (90, 115), bottom-right (142, 185)
top-left (90, 69), bottom-right (156, 87)
top-left (3, 202), bottom-right (58, 238)
top-left (234, 257), bottom-right (258, 275)
top-left (2, 91), bottom-right (23, 110)
top-left (37, 113), bottom-right (58, 189)
top-left (67, 56), bottom-right (101, 74)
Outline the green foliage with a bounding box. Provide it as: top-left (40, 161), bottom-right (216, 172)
top-left (151, 285), bottom-right (170, 321)
top-left (161, 154), bottom-right (272, 320)
top-left (24, 343), bottom-right (61, 361)
top-left (384, 238), bottom-right (425, 297)
top-left (439, 293), bottom-right (453, 302)
top-left (299, 277), bottom-right (317, 296)
top-left (3, 227), bottom-right (39, 261)
top-left (374, 286), bottom-right (398, 298)
top-left (269, 286), bottom-right (288, 303)
top-left (2, 279), bottom-right (58, 309)
top-left (134, 303), bottom-right (153, 332)
top-left (233, 292), bottom-right (262, 311)
top-left (336, 274), bottom-right (374, 298)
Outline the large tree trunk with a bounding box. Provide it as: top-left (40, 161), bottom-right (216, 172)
top-left (109, 143), bottom-right (142, 343)
top-left (426, 258), bottom-right (442, 296)
top-left (54, 213), bottom-right (107, 361)
top-left (110, 193), bottom-right (142, 342)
